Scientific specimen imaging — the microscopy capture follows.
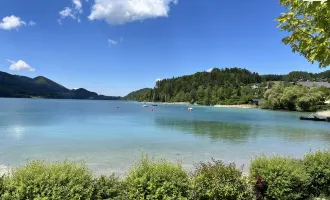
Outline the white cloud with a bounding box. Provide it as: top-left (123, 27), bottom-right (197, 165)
top-left (89, 0), bottom-right (178, 25)
top-left (108, 39), bottom-right (118, 46)
top-left (7, 59), bottom-right (36, 72)
top-left (206, 68), bottom-right (214, 72)
top-left (58, 0), bottom-right (83, 24)
top-left (108, 37), bottom-right (124, 46)
top-left (156, 78), bottom-right (163, 82)
top-left (0, 15), bottom-right (25, 30)
top-left (73, 0), bottom-right (83, 12)
top-left (59, 7), bottom-right (75, 19)
top-left (28, 21), bottom-right (36, 26)
top-left (0, 16), bottom-right (35, 30)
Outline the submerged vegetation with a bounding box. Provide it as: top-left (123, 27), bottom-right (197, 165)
top-left (1, 151), bottom-right (330, 199)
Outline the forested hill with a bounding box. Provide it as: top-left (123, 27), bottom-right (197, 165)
top-left (0, 71), bottom-right (120, 100)
top-left (262, 70), bottom-right (330, 82)
top-left (123, 88), bottom-right (152, 101)
top-left (124, 68), bottom-right (330, 105)
top-left (125, 68), bottom-right (265, 105)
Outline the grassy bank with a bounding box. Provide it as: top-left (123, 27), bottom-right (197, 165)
top-left (1, 151), bottom-right (330, 199)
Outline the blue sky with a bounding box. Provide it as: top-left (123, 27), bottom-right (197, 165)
top-left (0, 0), bottom-right (326, 96)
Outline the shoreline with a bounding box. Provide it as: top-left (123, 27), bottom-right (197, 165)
top-left (143, 102), bottom-right (193, 105)
top-left (214, 104), bottom-right (257, 109)
top-left (143, 102), bottom-right (257, 109)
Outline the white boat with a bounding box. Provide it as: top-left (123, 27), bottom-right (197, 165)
top-left (143, 104), bottom-right (148, 108)
top-left (188, 107), bottom-right (193, 111)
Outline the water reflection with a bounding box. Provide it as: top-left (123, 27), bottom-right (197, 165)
top-left (155, 118), bottom-right (254, 143)
top-left (7, 125), bottom-right (25, 140)
top-left (155, 117), bottom-right (330, 143)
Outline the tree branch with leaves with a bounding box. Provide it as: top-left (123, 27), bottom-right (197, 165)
top-left (277, 0), bottom-right (330, 68)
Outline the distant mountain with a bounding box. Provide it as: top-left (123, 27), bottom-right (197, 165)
top-left (0, 71), bottom-right (120, 100)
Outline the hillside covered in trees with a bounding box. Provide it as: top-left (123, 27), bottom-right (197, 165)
top-left (262, 71), bottom-right (330, 82)
top-left (125, 68), bottom-right (267, 105)
top-left (124, 68), bottom-right (330, 109)
top-left (122, 88), bottom-right (152, 101)
top-left (0, 71), bottom-right (120, 100)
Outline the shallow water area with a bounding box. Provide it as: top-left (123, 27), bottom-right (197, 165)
top-left (0, 98), bottom-right (329, 175)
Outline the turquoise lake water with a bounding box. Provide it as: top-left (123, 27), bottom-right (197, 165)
top-left (0, 98), bottom-right (329, 175)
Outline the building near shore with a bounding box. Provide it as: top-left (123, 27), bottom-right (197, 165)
top-left (297, 81), bottom-right (330, 88)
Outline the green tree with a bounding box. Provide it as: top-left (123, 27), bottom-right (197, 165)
top-left (280, 85), bottom-right (306, 110)
top-left (264, 83), bottom-right (285, 109)
top-left (277, 0), bottom-right (330, 68)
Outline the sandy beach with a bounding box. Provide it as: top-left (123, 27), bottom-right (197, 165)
top-left (165, 102), bottom-right (192, 105)
top-left (214, 104), bottom-right (257, 109)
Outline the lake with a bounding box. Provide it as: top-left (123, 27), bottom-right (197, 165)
top-left (0, 98), bottom-right (329, 175)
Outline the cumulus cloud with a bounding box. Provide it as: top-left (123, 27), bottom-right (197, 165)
top-left (73, 0), bottom-right (83, 12)
top-left (7, 59), bottom-right (36, 72)
top-left (59, 7), bottom-right (75, 21)
top-left (0, 15), bottom-right (27, 30)
top-left (59, 0), bottom-right (83, 24)
top-left (88, 0), bottom-right (178, 25)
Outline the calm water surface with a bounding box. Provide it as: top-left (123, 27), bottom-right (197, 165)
top-left (0, 98), bottom-right (329, 175)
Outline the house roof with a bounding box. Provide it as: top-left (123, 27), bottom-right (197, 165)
top-left (297, 81), bottom-right (330, 88)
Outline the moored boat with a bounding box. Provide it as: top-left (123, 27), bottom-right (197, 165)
top-left (299, 114), bottom-right (330, 122)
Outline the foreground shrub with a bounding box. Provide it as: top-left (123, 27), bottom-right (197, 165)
top-left (93, 174), bottom-right (124, 200)
top-left (2, 160), bottom-right (94, 200)
top-left (250, 155), bottom-right (310, 200)
top-left (192, 159), bottom-right (253, 200)
top-left (304, 151), bottom-right (330, 197)
top-left (124, 155), bottom-right (190, 200)
top-left (0, 175), bottom-right (3, 198)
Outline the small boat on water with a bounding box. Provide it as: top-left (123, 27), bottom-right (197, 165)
top-left (300, 114), bottom-right (330, 122)
top-left (152, 104), bottom-right (158, 107)
top-left (188, 107), bottom-right (193, 111)
top-left (143, 104), bottom-right (148, 108)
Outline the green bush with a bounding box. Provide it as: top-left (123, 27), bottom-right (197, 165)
top-left (304, 151), bottom-right (330, 197)
top-left (249, 155), bottom-right (310, 200)
top-left (2, 160), bottom-right (94, 200)
top-left (124, 155), bottom-right (191, 200)
top-left (192, 159), bottom-right (253, 200)
top-left (93, 174), bottom-right (124, 200)
top-left (0, 175), bottom-right (4, 198)
top-left (259, 99), bottom-right (270, 109)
